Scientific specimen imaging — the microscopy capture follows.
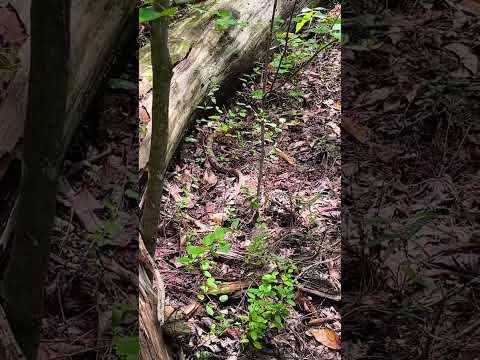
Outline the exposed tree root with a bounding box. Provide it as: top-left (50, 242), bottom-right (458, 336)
top-left (206, 131), bottom-right (243, 181)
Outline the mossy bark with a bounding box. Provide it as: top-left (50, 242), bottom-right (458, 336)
top-left (139, 0), bottom-right (322, 171)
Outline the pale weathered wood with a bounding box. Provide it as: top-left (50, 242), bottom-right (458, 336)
top-left (0, 304), bottom-right (26, 360)
top-left (139, 0), bottom-right (321, 170)
top-left (0, 0), bottom-right (136, 171)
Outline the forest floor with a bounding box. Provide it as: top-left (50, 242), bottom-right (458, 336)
top-left (342, 2), bottom-right (480, 359)
top-left (152, 5), bottom-right (342, 360)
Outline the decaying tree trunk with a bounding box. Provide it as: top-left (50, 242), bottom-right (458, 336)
top-left (140, 236), bottom-right (173, 360)
top-left (0, 0), bottom-right (136, 180)
top-left (139, 0), bottom-right (321, 171)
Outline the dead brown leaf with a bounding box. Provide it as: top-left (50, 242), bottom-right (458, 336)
top-left (445, 42), bottom-right (478, 74)
top-left (309, 328), bottom-right (341, 350)
top-left (276, 148), bottom-right (296, 166)
top-left (203, 169), bottom-right (218, 186)
top-left (355, 87), bottom-right (393, 108)
top-left (210, 212), bottom-right (228, 225)
top-left (342, 118), bottom-right (368, 143)
top-left (73, 188), bottom-right (103, 232)
top-left (459, 0), bottom-right (480, 15)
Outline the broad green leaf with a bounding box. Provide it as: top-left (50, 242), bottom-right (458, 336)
top-left (108, 78), bottom-right (137, 91)
top-left (200, 260), bottom-right (210, 270)
top-left (139, 6), bottom-right (177, 23)
top-left (205, 304), bottom-right (215, 316)
top-left (212, 227), bottom-right (226, 240)
top-left (216, 17), bottom-right (238, 28)
top-left (206, 277), bottom-right (217, 288)
top-left (114, 335), bottom-right (139, 360)
top-left (251, 89), bottom-right (266, 100)
top-left (219, 295), bottom-right (228, 302)
top-left (177, 256), bottom-right (193, 264)
top-left (186, 245), bottom-right (206, 258)
top-left (219, 240), bottom-right (230, 253)
top-left (216, 9), bottom-right (233, 17)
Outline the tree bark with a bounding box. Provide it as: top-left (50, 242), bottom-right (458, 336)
top-left (0, 0), bottom-right (136, 180)
top-left (139, 2), bottom-right (174, 360)
top-left (139, 236), bottom-right (173, 360)
top-left (1, 1), bottom-right (70, 358)
top-left (139, 0), bottom-right (322, 171)
top-left (140, 0), bottom-right (174, 255)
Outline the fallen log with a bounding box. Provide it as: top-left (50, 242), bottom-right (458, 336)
top-left (0, 0), bottom-right (137, 178)
top-left (139, 0), bottom-right (322, 170)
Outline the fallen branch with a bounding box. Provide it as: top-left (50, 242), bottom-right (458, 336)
top-left (298, 286), bottom-right (341, 302)
top-left (209, 280), bottom-right (252, 295)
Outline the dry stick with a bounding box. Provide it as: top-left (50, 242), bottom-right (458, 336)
top-left (270, 13), bottom-right (340, 93)
top-left (268, 0), bottom-right (299, 94)
top-left (260, 0), bottom-right (278, 94)
top-left (271, 40), bottom-right (336, 93)
top-left (257, 0), bottom-right (298, 198)
top-left (256, 0), bottom-right (278, 199)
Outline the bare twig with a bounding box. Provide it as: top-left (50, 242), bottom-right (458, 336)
top-left (271, 40), bottom-right (336, 92)
top-left (298, 286), bottom-right (341, 301)
top-left (257, 0), bottom-right (299, 199)
top-left (268, 0), bottom-right (299, 92)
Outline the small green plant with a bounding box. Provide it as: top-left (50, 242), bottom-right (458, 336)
top-left (87, 199), bottom-right (126, 250)
top-left (214, 9), bottom-right (247, 29)
top-left (250, 89), bottom-right (266, 101)
top-left (125, 170), bottom-right (139, 201)
top-left (113, 335), bottom-right (139, 360)
top-left (246, 224), bottom-right (270, 265)
top-left (139, 123), bottom-right (148, 139)
top-left (240, 263), bottom-right (298, 349)
top-left (196, 84), bottom-right (225, 127)
top-left (176, 186), bottom-right (192, 210)
top-left (241, 187), bottom-right (261, 210)
top-left (269, 7), bottom-right (340, 75)
top-left (112, 296), bottom-right (139, 360)
top-left (139, 2), bottom-right (177, 24)
top-left (177, 227), bottom-right (231, 265)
